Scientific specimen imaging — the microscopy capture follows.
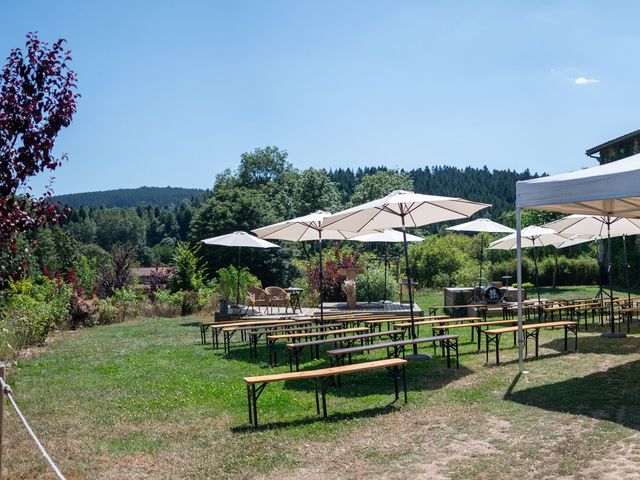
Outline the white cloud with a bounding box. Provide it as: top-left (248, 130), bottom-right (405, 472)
top-left (574, 76), bottom-right (600, 85)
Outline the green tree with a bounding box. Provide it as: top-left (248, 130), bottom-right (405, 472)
top-left (170, 242), bottom-right (206, 292)
top-left (349, 170), bottom-right (414, 206)
top-left (292, 168), bottom-right (341, 215)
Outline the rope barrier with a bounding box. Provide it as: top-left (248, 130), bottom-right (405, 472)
top-left (0, 378), bottom-right (65, 480)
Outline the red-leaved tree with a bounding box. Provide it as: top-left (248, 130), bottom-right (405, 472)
top-left (0, 33), bottom-right (79, 287)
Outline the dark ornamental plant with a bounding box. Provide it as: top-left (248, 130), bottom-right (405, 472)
top-left (0, 33), bottom-right (78, 287)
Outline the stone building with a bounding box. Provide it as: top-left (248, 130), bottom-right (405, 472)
top-left (586, 129), bottom-right (640, 164)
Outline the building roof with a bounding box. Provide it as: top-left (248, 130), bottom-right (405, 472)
top-left (586, 129), bottom-right (640, 156)
top-left (131, 267), bottom-right (173, 277)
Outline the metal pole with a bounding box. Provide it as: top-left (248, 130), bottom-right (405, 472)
top-left (401, 214), bottom-right (418, 355)
top-left (516, 208), bottom-right (524, 373)
top-left (623, 235), bottom-right (631, 305)
top-left (607, 220), bottom-right (615, 333)
top-left (383, 243), bottom-right (388, 303)
top-left (319, 232), bottom-right (324, 322)
top-left (479, 234), bottom-right (484, 289)
top-left (532, 240), bottom-right (541, 304)
top-left (236, 246), bottom-right (241, 307)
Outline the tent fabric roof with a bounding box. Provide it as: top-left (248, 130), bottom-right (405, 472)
top-left (516, 154), bottom-right (640, 217)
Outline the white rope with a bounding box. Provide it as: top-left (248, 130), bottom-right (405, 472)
top-left (0, 378), bottom-right (66, 480)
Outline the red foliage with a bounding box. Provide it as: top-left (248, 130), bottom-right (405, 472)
top-left (306, 245), bottom-right (363, 301)
top-left (0, 33), bottom-right (79, 288)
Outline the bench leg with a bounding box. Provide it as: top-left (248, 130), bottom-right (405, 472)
top-left (476, 326), bottom-right (482, 351)
top-left (315, 385), bottom-right (320, 414)
top-left (403, 365), bottom-right (408, 403)
top-left (445, 339), bottom-right (451, 369)
top-left (496, 334), bottom-right (501, 365)
top-left (251, 384), bottom-right (258, 427)
top-left (247, 385), bottom-right (252, 425)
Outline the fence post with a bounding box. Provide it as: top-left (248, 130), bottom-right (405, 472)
top-left (0, 364), bottom-right (5, 480)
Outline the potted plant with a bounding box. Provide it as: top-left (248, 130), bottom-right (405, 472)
top-left (342, 279), bottom-right (357, 309)
top-left (217, 267), bottom-right (235, 314)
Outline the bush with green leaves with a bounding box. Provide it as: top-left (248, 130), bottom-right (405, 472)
top-left (216, 265), bottom-right (260, 304)
top-left (356, 267), bottom-right (399, 302)
top-left (170, 242), bottom-right (206, 292)
top-left (0, 277), bottom-right (71, 356)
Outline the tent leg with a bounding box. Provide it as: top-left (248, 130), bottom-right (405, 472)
top-left (516, 208), bottom-right (524, 374)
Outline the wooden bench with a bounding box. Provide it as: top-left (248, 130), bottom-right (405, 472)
top-left (246, 322), bottom-right (342, 359)
top-left (364, 315), bottom-right (448, 332)
top-left (395, 316), bottom-right (481, 341)
top-left (221, 320), bottom-right (315, 354)
top-left (266, 327), bottom-right (369, 365)
top-left (428, 305), bottom-right (488, 320)
top-left (243, 358), bottom-right (408, 427)
top-left (327, 335), bottom-right (460, 369)
top-left (287, 330), bottom-right (405, 371)
top-left (201, 318), bottom-right (296, 348)
top-left (619, 306), bottom-right (640, 333)
top-left (483, 321), bottom-right (578, 365)
top-left (432, 319), bottom-right (520, 352)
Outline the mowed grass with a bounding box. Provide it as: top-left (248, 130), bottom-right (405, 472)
top-left (5, 286), bottom-right (640, 479)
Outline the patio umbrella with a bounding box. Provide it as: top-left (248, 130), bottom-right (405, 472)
top-left (447, 219), bottom-right (514, 298)
top-left (324, 190), bottom-right (490, 359)
top-left (201, 231), bottom-right (279, 307)
top-left (350, 229), bottom-right (424, 303)
top-left (252, 211), bottom-right (366, 320)
top-left (489, 226), bottom-right (570, 304)
top-left (543, 215), bottom-right (640, 332)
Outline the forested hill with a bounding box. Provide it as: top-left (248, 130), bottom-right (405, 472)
top-left (53, 186), bottom-right (206, 208)
top-left (328, 165), bottom-right (541, 216)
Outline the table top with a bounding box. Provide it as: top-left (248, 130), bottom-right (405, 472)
top-left (284, 287), bottom-right (303, 292)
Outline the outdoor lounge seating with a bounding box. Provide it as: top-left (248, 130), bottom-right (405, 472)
top-left (265, 286), bottom-right (291, 313)
top-left (246, 287), bottom-right (271, 313)
top-left (244, 358), bottom-right (408, 427)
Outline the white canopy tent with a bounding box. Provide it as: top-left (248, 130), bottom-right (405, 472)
top-left (514, 154), bottom-right (640, 371)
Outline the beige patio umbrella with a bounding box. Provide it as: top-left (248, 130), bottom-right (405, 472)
top-left (201, 231), bottom-right (280, 307)
top-left (489, 226), bottom-right (570, 304)
top-left (324, 190), bottom-right (490, 359)
top-left (252, 211), bottom-right (368, 320)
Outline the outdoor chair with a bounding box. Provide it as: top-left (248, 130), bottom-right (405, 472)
top-left (246, 287), bottom-right (271, 313)
top-left (265, 286), bottom-right (290, 313)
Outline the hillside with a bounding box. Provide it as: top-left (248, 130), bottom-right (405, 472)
top-left (53, 186), bottom-right (206, 208)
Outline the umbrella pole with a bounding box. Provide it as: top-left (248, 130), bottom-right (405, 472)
top-left (532, 240), bottom-right (542, 321)
top-left (383, 243), bottom-right (388, 303)
top-left (479, 234), bottom-right (484, 290)
top-left (400, 218), bottom-right (418, 356)
top-left (319, 233), bottom-right (324, 322)
top-left (623, 235), bottom-right (631, 306)
top-left (236, 246), bottom-right (242, 307)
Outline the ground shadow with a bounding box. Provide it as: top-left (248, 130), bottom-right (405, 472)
top-left (509, 359), bottom-right (640, 431)
top-left (231, 403), bottom-right (402, 432)
top-left (543, 334), bottom-right (640, 356)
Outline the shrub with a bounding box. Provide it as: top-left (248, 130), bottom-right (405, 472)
top-left (217, 265), bottom-right (260, 304)
top-left (97, 298), bottom-right (119, 324)
top-left (356, 267), bottom-right (399, 302)
top-left (170, 242), bottom-right (206, 293)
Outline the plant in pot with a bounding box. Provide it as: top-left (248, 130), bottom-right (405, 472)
top-left (217, 266), bottom-right (236, 314)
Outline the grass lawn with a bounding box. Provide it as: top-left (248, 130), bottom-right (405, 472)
top-left (5, 286), bottom-right (640, 479)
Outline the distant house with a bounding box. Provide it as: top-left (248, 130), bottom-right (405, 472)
top-left (131, 267), bottom-right (173, 290)
top-left (586, 129), bottom-right (640, 165)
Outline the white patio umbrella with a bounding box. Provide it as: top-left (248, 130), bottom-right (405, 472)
top-left (447, 219), bottom-right (514, 296)
top-left (350, 229), bottom-right (424, 303)
top-left (489, 226), bottom-right (571, 304)
top-left (201, 231), bottom-right (279, 306)
top-left (324, 190), bottom-right (490, 358)
top-left (543, 214), bottom-right (640, 331)
top-left (252, 211), bottom-right (367, 320)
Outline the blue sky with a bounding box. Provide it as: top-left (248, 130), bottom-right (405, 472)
top-left (3, 1), bottom-right (639, 194)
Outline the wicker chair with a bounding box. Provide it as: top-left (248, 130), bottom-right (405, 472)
top-left (246, 287), bottom-right (271, 313)
top-left (265, 286), bottom-right (290, 313)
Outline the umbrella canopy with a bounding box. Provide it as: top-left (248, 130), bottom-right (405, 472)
top-left (201, 231), bottom-right (280, 248)
top-left (253, 210), bottom-right (364, 241)
top-left (323, 190), bottom-right (490, 232)
top-left (253, 211), bottom-right (367, 320)
top-left (350, 229), bottom-right (424, 243)
top-left (543, 214), bottom-right (640, 237)
top-left (447, 218), bottom-right (514, 233)
top-left (325, 190), bottom-right (490, 358)
top-left (201, 231), bottom-right (279, 307)
top-left (488, 226), bottom-right (569, 250)
top-left (448, 219), bottom-right (514, 296)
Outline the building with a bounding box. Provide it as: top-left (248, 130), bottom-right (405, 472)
top-left (586, 129), bottom-right (640, 165)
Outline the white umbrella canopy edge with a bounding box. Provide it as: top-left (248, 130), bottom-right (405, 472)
top-left (200, 231), bottom-right (280, 307)
top-left (447, 218), bottom-right (515, 233)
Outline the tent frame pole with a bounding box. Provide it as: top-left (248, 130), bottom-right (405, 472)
top-left (516, 207), bottom-right (524, 374)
